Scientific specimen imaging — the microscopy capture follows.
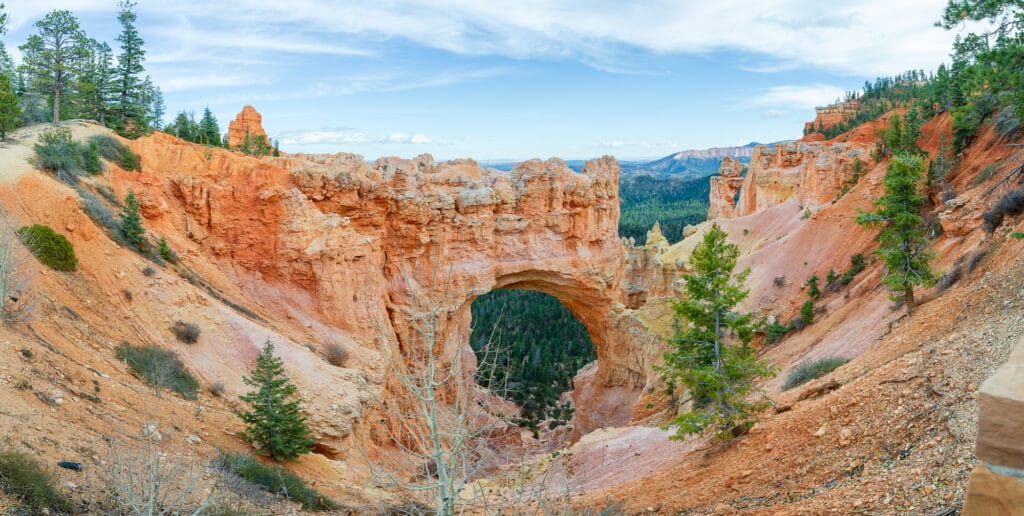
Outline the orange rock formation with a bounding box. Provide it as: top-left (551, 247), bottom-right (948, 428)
top-left (707, 156), bottom-right (744, 218)
top-left (708, 141), bottom-right (874, 219)
top-left (226, 105), bottom-right (268, 148)
top-left (117, 136), bottom-right (667, 437)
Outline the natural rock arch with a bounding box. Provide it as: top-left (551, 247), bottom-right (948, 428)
top-left (122, 133), bottom-right (669, 434)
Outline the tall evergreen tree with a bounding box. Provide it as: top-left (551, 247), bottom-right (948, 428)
top-left (856, 154), bottom-right (936, 312)
top-left (78, 40), bottom-right (114, 124)
top-left (165, 110), bottom-right (199, 142)
top-left (18, 10), bottom-right (88, 124)
top-left (238, 339), bottom-right (315, 461)
top-left (119, 190), bottom-right (146, 250)
top-left (144, 79), bottom-right (164, 129)
top-left (113, 0), bottom-right (146, 132)
top-left (658, 223), bottom-right (775, 439)
top-left (0, 73), bottom-right (19, 141)
top-left (198, 107), bottom-right (220, 146)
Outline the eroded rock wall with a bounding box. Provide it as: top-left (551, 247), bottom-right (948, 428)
top-left (119, 134), bottom-right (664, 439)
top-left (709, 141), bottom-right (872, 219)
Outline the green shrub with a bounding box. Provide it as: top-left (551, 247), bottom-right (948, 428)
top-left (115, 344), bottom-right (198, 399)
top-left (33, 128), bottom-right (83, 184)
top-left (784, 356), bottom-right (849, 390)
top-left (121, 147), bottom-right (141, 171)
top-left (83, 140), bottom-right (102, 174)
top-left (765, 321), bottom-right (791, 344)
top-left (86, 134), bottom-right (127, 163)
top-left (156, 237), bottom-right (179, 263)
top-left (800, 300), bottom-right (815, 325)
top-left (0, 447), bottom-right (74, 513)
top-left (76, 188), bottom-right (123, 239)
top-left (214, 452), bottom-right (337, 512)
top-left (17, 224), bottom-right (77, 271)
top-left (840, 253), bottom-right (866, 285)
top-left (1011, 232), bottom-right (1024, 240)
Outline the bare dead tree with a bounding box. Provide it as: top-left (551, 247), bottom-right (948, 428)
top-left (356, 243), bottom-right (527, 514)
top-left (104, 424), bottom-right (221, 516)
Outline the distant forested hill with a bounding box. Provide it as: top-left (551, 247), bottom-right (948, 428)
top-left (469, 289), bottom-right (596, 432)
top-left (619, 174), bottom-right (710, 243)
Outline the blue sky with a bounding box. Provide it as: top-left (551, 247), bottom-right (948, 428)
top-left (5, 1), bottom-right (966, 161)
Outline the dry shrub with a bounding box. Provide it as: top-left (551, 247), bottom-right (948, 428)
top-left (322, 341), bottom-right (349, 367)
top-left (982, 187), bottom-right (1024, 233)
top-left (171, 320), bottom-right (201, 344)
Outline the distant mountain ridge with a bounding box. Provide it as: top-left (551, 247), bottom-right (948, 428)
top-left (622, 142), bottom-right (785, 180)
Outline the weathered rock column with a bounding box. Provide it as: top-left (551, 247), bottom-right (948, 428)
top-left (963, 336), bottom-right (1024, 514)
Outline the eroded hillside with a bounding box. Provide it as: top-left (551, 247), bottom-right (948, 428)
top-left (0, 102), bottom-right (1021, 513)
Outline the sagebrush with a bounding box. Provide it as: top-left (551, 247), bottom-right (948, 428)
top-left (784, 356), bottom-right (849, 390)
top-left (116, 343), bottom-right (198, 399)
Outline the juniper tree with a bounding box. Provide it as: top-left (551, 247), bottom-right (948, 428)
top-left (119, 191), bottom-right (146, 249)
top-left (659, 223), bottom-right (775, 439)
top-left (238, 339), bottom-right (315, 461)
top-left (856, 153), bottom-right (936, 312)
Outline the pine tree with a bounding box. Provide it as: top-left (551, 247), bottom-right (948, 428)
top-left (113, 0), bottom-right (146, 133)
top-left (76, 40), bottom-right (114, 125)
top-left (800, 300), bottom-right (815, 325)
top-left (658, 223), bottom-right (775, 439)
top-left (0, 73), bottom-right (20, 141)
top-left (157, 237), bottom-right (174, 262)
top-left (18, 10), bottom-right (88, 124)
top-left (805, 275), bottom-right (821, 299)
top-left (856, 154), bottom-right (936, 312)
top-left (198, 107), bottom-right (220, 146)
top-left (238, 339), bottom-right (315, 461)
top-left (119, 190), bottom-right (146, 249)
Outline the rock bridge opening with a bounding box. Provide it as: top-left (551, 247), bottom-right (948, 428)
top-left (467, 284), bottom-right (598, 437)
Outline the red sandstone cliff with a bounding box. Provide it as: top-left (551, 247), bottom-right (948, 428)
top-left (708, 140), bottom-right (875, 220)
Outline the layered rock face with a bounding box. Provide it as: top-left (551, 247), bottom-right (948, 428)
top-left (708, 141), bottom-right (871, 219)
top-left (119, 136), bottom-right (663, 438)
top-left (227, 105), bottom-right (269, 148)
top-left (707, 156), bottom-right (744, 219)
top-left (803, 100), bottom-right (861, 135)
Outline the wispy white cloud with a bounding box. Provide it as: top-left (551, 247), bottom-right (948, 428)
top-left (277, 129), bottom-right (445, 146)
top-left (747, 84), bottom-right (847, 110)
top-left (114, 0), bottom-right (972, 77)
top-left (590, 140), bottom-right (679, 150)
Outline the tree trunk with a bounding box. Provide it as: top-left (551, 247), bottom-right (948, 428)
top-left (905, 285), bottom-right (915, 313)
top-left (53, 85), bottom-right (60, 124)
